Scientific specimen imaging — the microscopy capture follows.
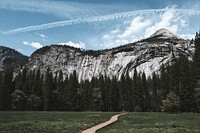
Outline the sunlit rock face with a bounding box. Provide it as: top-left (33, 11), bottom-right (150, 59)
top-left (26, 29), bottom-right (194, 81)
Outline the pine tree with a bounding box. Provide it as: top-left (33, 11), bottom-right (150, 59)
top-left (42, 67), bottom-right (54, 111)
top-left (99, 75), bottom-right (106, 111)
top-left (82, 79), bottom-right (93, 110)
top-left (63, 76), bottom-right (71, 111)
top-left (57, 70), bottom-right (64, 111)
top-left (51, 73), bottom-right (59, 111)
top-left (125, 73), bottom-right (132, 111)
top-left (104, 76), bottom-right (111, 111)
top-left (110, 76), bottom-right (119, 111)
top-left (194, 33), bottom-right (200, 112)
top-left (142, 72), bottom-right (151, 111)
top-left (151, 72), bottom-right (160, 111)
top-left (132, 68), bottom-right (143, 111)
top-left (119, 74), bottom-right (127, 111)
top-left (0, 71), bottom-right (3, 110)
top-left (0, 68), bottom-right (14, 110)
top-left (33, 69), bottom-right (42, 97)
top-left (194, 33), bottom-right (200, 79)
top-left (160, 64), bottom-right (170, 99)
top-left (68, 70), bottom-right (79, 111)
top-left (179, 56), bottom-right (196, 112)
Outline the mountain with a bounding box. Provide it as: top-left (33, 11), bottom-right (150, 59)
top-left (150, 28), bottom-right (182, 39)
top-left (0, 46), bottom-right (28, 71)
top-left (25, 29), bottom-right (194, 81)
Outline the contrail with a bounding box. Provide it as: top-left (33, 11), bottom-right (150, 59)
top-left (2, 8), bottom-right (200, 35)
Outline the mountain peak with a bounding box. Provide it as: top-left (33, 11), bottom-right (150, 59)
top-left (150, 28), bottom-right (182, 39)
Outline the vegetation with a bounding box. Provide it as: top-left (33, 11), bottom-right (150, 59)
top-left (98, 112), bottom-right (200, 133)
top-left (0, 112), bottom-right (117, 133)
top-left (161, 91), bottom-right (180, 112)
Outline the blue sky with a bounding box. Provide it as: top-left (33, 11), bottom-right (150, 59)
top-left (0, 0), bottom-right (200, 55)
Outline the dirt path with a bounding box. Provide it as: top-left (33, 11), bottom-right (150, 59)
top-left (81, 113), bottom-right (126, 133)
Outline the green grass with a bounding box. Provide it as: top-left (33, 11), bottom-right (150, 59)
top-left (98, 112), bottom-right (200, 133)
top-left (0, 111), bottom-right (117, 133)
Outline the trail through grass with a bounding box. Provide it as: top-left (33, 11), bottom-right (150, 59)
top-left (0, 111), bottom-right (117, 133)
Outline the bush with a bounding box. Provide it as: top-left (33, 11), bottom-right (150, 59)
top-left (162, 91), bottom-right (180, 113)
top-left (27, 94), bottom-right (41, 110)
top-left (11, 90), bottom-right (27, 111)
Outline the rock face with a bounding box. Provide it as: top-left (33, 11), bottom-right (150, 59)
top-left (150, 28), bottom-right (182, 39)
top-left (26, 29), bottom-right (194, 81)
top-left (0, 46), bottom-right (28, 71)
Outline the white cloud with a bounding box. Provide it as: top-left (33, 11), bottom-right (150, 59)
top-left (40, 34), bottom-right (45, 38)
top-left (3, 8), bottom-right (200, 35)
top-left (103, 34), bottom-right (112, 39)
top-left (0, 0), bottom-right (96, 19)
top-left (59, 41), bottom-right (86, 49)
top-left (17, 49), bottom-right (23, 53)
top-left (111, 28), bottom-right (120, 34)
top-left (100, 16), bottom-right (151, 48)
top-left (144, 7), bottom-right (179, 38)
top-left (23, 41), bottom-right (43, 49)
top-left (99, 6), bottom-right (196, 49)
top-left (118, 16), bottom-right (151, 38)
top-left (179, 34), bottom-right (195, 39)
top-left (115, 39), bottom-right (129, 45)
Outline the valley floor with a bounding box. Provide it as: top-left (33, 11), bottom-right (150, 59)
top-left (0, 112), bottom-right (199, 133)
top-left (0, 111), bottom-right (117, 133)
top-left (98, 112), bottom-right (200, 133)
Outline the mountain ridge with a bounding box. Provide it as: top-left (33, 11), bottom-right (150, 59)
top-left (150, 28), bottom-right (182, 39)
top-left (0, 28), bottom-right (194, 81)
top-left (25, 29), bottom-right (193, 81)
top-left (0, 45), bottom-right (28, 71)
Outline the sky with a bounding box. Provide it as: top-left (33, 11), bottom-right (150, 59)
top-left (0, 0), bottom-right (200, 56)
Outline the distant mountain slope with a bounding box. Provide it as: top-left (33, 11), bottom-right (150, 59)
top-left (0, 46), bottom-right (28, 71)
top-left (25, 29), bottom-right (194, 81)
top-left (150, 28), bottom-right (182, 39)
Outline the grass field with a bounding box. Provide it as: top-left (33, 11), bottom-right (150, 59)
top-left (0, 111), bottom-right (117, 133)
top-left (98, 112), bottom-right (200, 133)
top-left (1, 112), bottom-right (199, 133)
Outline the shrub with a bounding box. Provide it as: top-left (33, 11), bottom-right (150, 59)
top-left (162, 91), bottom-right (180, 113)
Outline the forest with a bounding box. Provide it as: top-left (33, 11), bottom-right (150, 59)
top-left (0, 33), bottom-right (200, 112)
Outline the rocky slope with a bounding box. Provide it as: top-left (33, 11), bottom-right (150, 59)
top-left (150, 28), bottom-right (182, 39)
top-left (25, 29), bottom-right (194, 81)
top-left (0, 46), bottom-right (28, 71)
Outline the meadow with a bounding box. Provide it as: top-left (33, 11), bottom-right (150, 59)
top-left (0, 112), bottom-right (200, 133)
top-left (0, 112), bottom-right (117, 133)
top-left (98, 112), bottom-right (200, 133)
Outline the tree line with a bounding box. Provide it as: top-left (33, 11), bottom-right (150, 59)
top-left (0, 32), bottom-right (200, 112)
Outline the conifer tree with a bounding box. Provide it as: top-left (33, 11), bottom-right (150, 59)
top-left (142, 72), bottom-right (151, 111)
top-left (132, 68), bottom-right (143, 111)
top-left (68, 70), bottom-right (79, 111)
top-left (33, 69), bottom-right (42, 97)
top-left (63, 76), bottom-right (71, 111)
top-left (99, 75), bottom-right (106, 111)
top-left (0, 71), bottom-right (3, 110)
top-left (0, 68), bottom-right (14, 110)
top-left (42, 67), bottom-right (54, 111)
top-left (110, 76), bottom-right (119, 111)
top-left (57, 70), bottom-right (64, 110)
top-left (194, 33), bottom-right (200, 79)
top-left (160, 64), bottom-right (170, 99)
top-left (104, 76), bottom-right (111, 111)
top-left (82, 80), bottom-right (93, 110)
top-left (119, 74), bottom-right (126, 111)
top-left (151, 72), bottom-right (160, 111)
